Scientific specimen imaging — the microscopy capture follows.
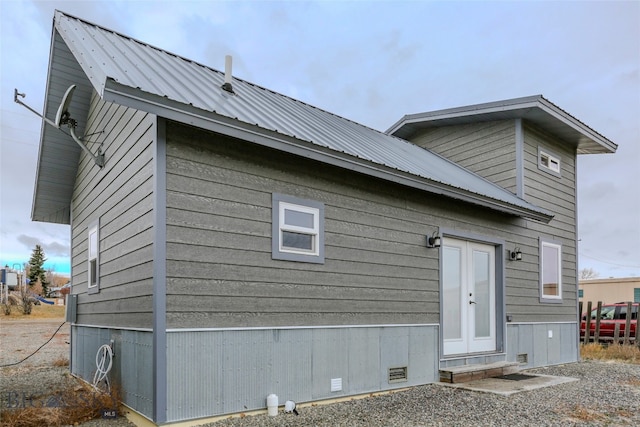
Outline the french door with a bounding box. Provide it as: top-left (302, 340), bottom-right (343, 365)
top-left (442, 238), bottom-right (496, 356)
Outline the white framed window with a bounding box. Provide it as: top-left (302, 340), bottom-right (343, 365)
top-left (88, 218), bottom-right (100, 294)
top-left (538, 148), bottom-right (561, 177)
top-left (540, 239), bottom-right (562, 302)
top-left (272, 194), bottom-right (324, 263)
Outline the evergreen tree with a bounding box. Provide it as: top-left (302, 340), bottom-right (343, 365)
top-left (27, 245), bottom-right (49, 297)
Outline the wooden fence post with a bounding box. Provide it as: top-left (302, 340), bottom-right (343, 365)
top-left (594, 302), bottom-right (602, 343)
top-left (583, 301), bottom-right (592, 344)
top-left (624, 302), bottom-right (632, 345)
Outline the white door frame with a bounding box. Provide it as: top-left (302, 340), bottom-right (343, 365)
top-left (441, 237), bottom-right (498, 356)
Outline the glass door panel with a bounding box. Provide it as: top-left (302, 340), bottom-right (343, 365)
top-left (443, 246), bottom-right (462, 340)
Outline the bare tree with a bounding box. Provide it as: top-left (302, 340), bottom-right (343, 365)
top-left (579, 268), bottom-right (600, 280)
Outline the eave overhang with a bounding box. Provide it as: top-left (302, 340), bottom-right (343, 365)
top-left (386, 95), bottom-right (617, 155)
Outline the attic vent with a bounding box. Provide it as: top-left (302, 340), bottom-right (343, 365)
top-left (388, 366), bottom-right (408, 383)
top-left (517, 353), bottom-right (528, 364)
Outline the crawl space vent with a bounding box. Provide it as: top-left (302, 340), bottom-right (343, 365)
top-left (517, 353), bottom-right (528, 364)
top-left (388, 366), bottom-right (408, 383)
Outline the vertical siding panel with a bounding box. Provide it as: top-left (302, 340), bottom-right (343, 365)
top-left (270, 329), bottom-right (313, 402)
top-left (379, 327), bottom-right (409, 386)
top-left (311, 329), bottom-right (349, 399)
top-left (532, 324), bottom-right (549, 367)
top-left (516, 324), bottom-right (534, 368)
top-left (408, 326), bottom-right (438, 385)
top-left (347, 328), bottom-right (380, 393)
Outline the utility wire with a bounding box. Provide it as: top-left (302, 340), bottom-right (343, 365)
top-left (580, 253), bottom-right (640, 269)
top-left (0, 321), bottom-right (67, 368)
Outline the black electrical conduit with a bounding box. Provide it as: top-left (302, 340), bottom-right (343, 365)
top-left (0, 321), bottom-right (67, 368)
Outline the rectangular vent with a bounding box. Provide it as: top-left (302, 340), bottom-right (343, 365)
top-left (330, 377), bottom-right (342, 392)
top-left (517, 353), bottom-right (528, 364)
top-left (388, 366), bottom-right (408, 383)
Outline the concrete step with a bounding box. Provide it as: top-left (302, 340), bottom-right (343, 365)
top-left (439, 361), bottom-right (520, 384)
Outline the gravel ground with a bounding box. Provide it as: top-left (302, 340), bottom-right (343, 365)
top-left (2, 318), bottom-right (639, 426)
top-left (207, 361), bottom-right (640, 427)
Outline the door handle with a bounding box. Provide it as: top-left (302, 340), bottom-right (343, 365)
top-left (469, 300), bottom-right (476, 305)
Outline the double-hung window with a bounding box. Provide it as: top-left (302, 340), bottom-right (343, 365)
top-left (88, 218), bottom-right (100, 294)
top-left (272, 194), bottom-right (324, 263)
top-left (540, 238), bottom-right (562, 302)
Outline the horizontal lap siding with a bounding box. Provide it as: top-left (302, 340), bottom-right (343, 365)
top-left (517, 123), bottom-right (578, 320)
top-left (165, 122), bottom-right (525, 329)
top-left (71, 92), bottom-right (155, 328)
top-left (406, 119), bottom-right (578, 322)
top-left (412, 120), bottom-right (517, 193)
top-left (501, 124), bottom-right (577, 322)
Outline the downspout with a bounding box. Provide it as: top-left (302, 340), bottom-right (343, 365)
top-left (153, 118), bottom-right (168, 423)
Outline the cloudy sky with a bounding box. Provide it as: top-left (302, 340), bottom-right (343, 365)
top-left (1, 0), bottom-right (638, 278)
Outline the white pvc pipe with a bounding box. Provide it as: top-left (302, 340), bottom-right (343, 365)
top-left (225, 55), bottom-right (233, 84)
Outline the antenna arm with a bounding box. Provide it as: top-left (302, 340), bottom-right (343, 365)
top-left (70, 127), bottom-right (105, 167)
top-left (14, 89), bottom-right (59, 129)
top-left (14, 88), bottom-right (105, 168)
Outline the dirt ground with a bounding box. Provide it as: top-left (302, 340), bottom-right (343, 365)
top-left (0, 318), bottom-right (70, 368)
top-left (0, 314), bottom-right (135, 426)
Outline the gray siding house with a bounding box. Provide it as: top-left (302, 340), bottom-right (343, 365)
top-left (31, 11), bottom-right (616, 425)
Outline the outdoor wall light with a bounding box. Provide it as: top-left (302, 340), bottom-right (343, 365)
top-left (510, 247), bottom-right (523, 261)
top-left (427, 231), bottom-right (441, 248)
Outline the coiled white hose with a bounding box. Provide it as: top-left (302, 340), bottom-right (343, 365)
top-left (93, 344), bottom-right (113, 392)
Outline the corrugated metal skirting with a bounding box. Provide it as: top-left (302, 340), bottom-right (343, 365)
top-left (71, 326), bottom-right (153, 418)
top-left (506, 322), bottom-right (578, 368)
top-left (165, 325), bottom-right (438, 422)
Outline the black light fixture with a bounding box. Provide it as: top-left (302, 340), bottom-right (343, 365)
top-left (510, 247), bottom-right (523, 261)
top-left (427, 231), bottom-right (441, 248)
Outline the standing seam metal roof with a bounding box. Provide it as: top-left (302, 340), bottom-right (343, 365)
top-left (34, 10), bottom-right (554, 223)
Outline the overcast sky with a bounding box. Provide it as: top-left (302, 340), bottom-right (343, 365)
top-left (1, 0), bottom-right (639, 279)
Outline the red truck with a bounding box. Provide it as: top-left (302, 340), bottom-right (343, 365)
top-left (580, 302), bottom-right (638, 341)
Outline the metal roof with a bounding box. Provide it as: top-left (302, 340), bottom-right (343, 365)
top-left (386, 96), bottom-right (617, 155)
top-left (32, 10), bottom-right (556, 224)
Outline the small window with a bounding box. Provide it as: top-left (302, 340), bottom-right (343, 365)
top-left (88, 219), bottom-right (100, 294)
top-left (540, 239), bottom-right (561, 303)
top-left (538, 148), bottom-right (561, 177)
top-left (272, 194), bottom-right (324, 263)
top-left (578, 289), bottom-right (584, 298)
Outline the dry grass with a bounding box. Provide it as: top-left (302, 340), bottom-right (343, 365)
top-left (51, 357), bottom-right (69, 367)
top-left (0, 381), bottom-right (121, 427)
top-left (562, 403), bottom-right (607, 422)
top-left (2, 304), bottom-right (65, 320)
top-left (580, 342), bottom-right (640, 364)
top-left (623, 376), bottom-right (640, 388)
